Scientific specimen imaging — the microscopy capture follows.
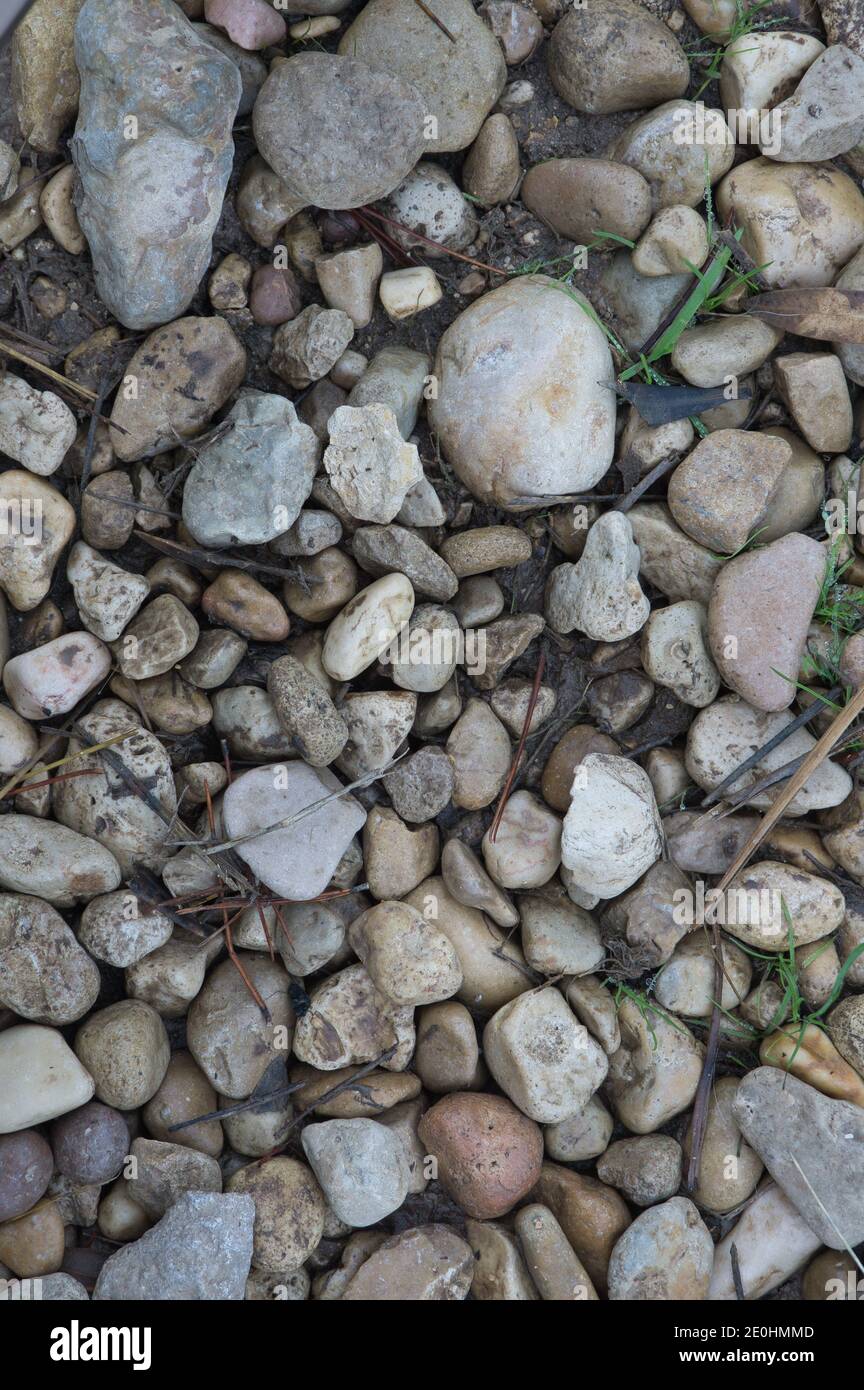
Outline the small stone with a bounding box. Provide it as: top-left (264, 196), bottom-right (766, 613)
top-left (283, 546), bottom-right (359, 624)
top-left (349, 898), bottom-right (461, 1006)
top-left (415, 1001), bottom-right (484, 1093)
top-left (606, 999), bottom-right (703, 1133)
top-left (419, 1093), bottom-right (542, 1218)
top-left (78, 890), bottom-right (173, 969)
top-left (10, 0), bottom-right (81, 153)
top-left (339, 1224), bottom-right (474, 1300)
top-left (383, 745), bottom-right (455, 822)
top-left (353, 525), bottom-right (457, 603)
top-left (0, 893), bottom-right (99, 1026)
top-left (481, 791), bottom-right (561, 890)
top-left (363, 807), bottom-right (440, 900)
top-left (547, 0), bottom-right (689, 113)
top-left (462, 114), bottom-right (521, 206)
top-left (93, 1192), bottom-right (254, 1301)
top-left (302, 1118), bottom-right (410, 1226)
top-left (774, 352), bottom-right (852, 452)
top-left (266, 654), bottom-right (347, 766)
top-left (629, 502), bottom-right (722, 606)
top-left (440, 839), bottom-right (518, 928)
top-left (221, 762), bottom-right (366, 900)
top-left (608, 1197), bottom-right (713, 1300)
top-left (0, 815), bottom-right (121, 908)
top-left (183, 392), bottom-right (319, 547)
top-left (74, 1000), bottom-right (169, 1110)
top-left (531, 1162), bottom-right (631, 1295)
top-left (51, 1102), bottom-right (129, 1185)
top-left (236, 156), bottom-right (305, 248)
top-left (322, 572), bottom-right (414, 680)
top-left (515, 1203), bottom-right (598, 1300)
top-left (0, 1024), bottom-right (95, 1133)
top-left (187, 955), bottom-right (293, 1099)
top-left (0, 372), bottom-right (76, 476)
top-left (0, 1130), bottom-right (53, 1221)
top-left (293, 963), bottom-right (414, 1072)
top-left (682, 1075), bottom-right (763, 1214)
top-left (610, 101), bottom-right (734, 210)
top-left (447, 698), bottom-right (512, 810)
top-left (194, 22), bottom-right (267, 115)
top-left (633, 205), bottom-right (709, 276)
top-left (562, 754), bottom-right (662, 900)
top-left (546, 512), bottom-right (648, 640)
top-left (71, 0), bottom-right (241, 330)
top-left (336, 689), bottom-right (417, 779)
top-left (379, 266), bottom-right (443, 319)
top-left (201, 570), bottom-right (290, 641)
top-left (708, 532), bottom-right (826, 712)
top-left (406, 877), bottom-right (528, 1013)
top-left (767, 45), bottom-right (864, 161)
top-left (484, 987), bottom-right (608, 1123)
top-left (467, 1219), bottom-right (539, 1300)
top-left (385, 162), bottom-right (478, 256)
top-left (270, 303), bottom-right (354, 389)
top-left (324, 404), bottom-right (423, 524)
top-left (671, 315), bottom-right (781, 387)
top-left (109, 316), bottom-right (246, 461)
top-left (521, 158), bottom-right (652, 244)
top-left (709, 1184), bottom-right (821, 1301)
top-left (0, 472), bottom-right (75, 613)
top-left (641, 600), bottom-right (720, 708)
top-left (208, 252), bottom-right (251, 311)
top-left (452, 575), bottom-right (504, 627)
top-left (0, 1202), bottom-right (64, 1278)
top-left (141, 1051), bottom-right (223, 1157)
top-left (440, 525), bottom-right (531, 578)
top-left (597, 1136), bottom-right (683, 1207)
top-left (204, 0), bottom-right (286, 48)
top-left (347, 346), bottom-right (432, 438)
top-left (544, 1094), bottom-right (614, 1162)
top-left (67, 542), bottom-right (150, 642)
top-left (519, 893), bottom-right (604, 977)
top-left (316, 244), bottom-right (383, 328)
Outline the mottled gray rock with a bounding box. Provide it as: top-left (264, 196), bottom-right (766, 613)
top-left (0, 893), bottom-right (100, 1026)
top-left (182, 392), bottom-right (320, 547)
top-left (733, 1067), bottom-right (864, 1250)
top-left (608, 1197), bottom-right (713, 1300)
top-left (324, 405), bottom-right (423, 523)
top-left (302, 1118), bottom-right (410, 1226)
top-left (93, 1192), bottom-right (254, 1300)
top-left (352, 525), bottom-right (458, 601)
top-left (767, 45), bottom-right (864, 162)
top-left (253, 52), bottom-right (426, 208)
top-left (71, 0), bottom-right (242, 329)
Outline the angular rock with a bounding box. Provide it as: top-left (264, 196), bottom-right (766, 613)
top-left (484, 988), bottom-right (608, 1123)
top-left (0, 372), bottom-right (76, 476)
top-left (93, 1192), bottom-right (254, 1300)
top-left (545, 512), bottom-right (648, 640)
top-left (0, 893), bottom-right (99, 1026)
top-left (561, 754), bottom-right (662, 900)
top-left (301, 1118), bottom-right (410, 1226)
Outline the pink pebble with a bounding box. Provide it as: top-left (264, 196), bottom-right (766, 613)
top-left (204, 0), bottom-right (287, 50)
top-left (249, 265), bottom-right (303, 325)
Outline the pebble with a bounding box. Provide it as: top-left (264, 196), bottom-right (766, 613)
top-left (515, 1203), bottom-right (598, 1301)
top-left (74, 999), bottom-right (169, 1109)
top-left (471, 612), bottom-right (545, 690)
top-left (236, 156), bottom-right (304, 248)
top-left (142, 1051), bottom-right (223, 1157)
top-left (78, 890), bottom-right (173, 969)
top-left (414, 1001), bottom-right (484, 1092)
top-left (452, 575), bottom-right (504, 627)
top-left (0, 892), bottom-right (99, 1026)
top-left (125, 1138), bottom-right (221, 1219)
top-left (0, 1023), bottom-right (95, 1133)
top-left (0, 1202), bottom-right (64, 1279)
top-left (347, 346), bottom-right (430, 438)
top-left (519, 893), bottom-right (603, 976)
top-left (461, 114), bottom-right (521, 206)
top-left (273, 509), bottom-right (343, 559)
top-left (633, 205), bottom-right (709, 277)
top-left (267, 653), bottom-right (347, 766)
top-left (349, 898), bottom-right (462, 1005)
top-left (293, 962), bottom-right (415, 1071)
top-left (67, 542), bottom-right (150, 642)
top-left (187, 954), bottom-right (293, 1099)
top-left (208, 251), bottom-right (251, 311)
top-left (227, 1157), bottom-right (325, 1274)
top-left (290, 1063), bottom-right (418, 1120)
top-left (316, 243), bottom-right (383, 328)
top-left (0, 472), bottom-right (75, 613)
top-left (440, 526), bottom-right (531, 579)
top-left (179, 628), bottom-right (247, 689)
top-left (548, 0), bottom-right (688, 113)
top-left (93, 1192), bottom-right (254, 1301)
top-left (0, 1129), bottom-right (53, 1221)
top-left (429, 276), bottom-right (615, 507)
top-left (440, 838), bottom-right (518, 927)
top-left (628, 502), bottom-right (722, 606)
top-left (10, 0), bottom-right (81, 153)
top-left (211, 685), bottom-right (292, 762)
top-left (3, 632), bottom-right (110, 720)
top-left (484, 987), bottom-right (608, 1123)
top-left (828, 993), bottom-right (864, 1076)
top-left (669, 429), bottom-right (791, 553)
top-left (380, 266), bottom-right (443, 320)
top-left (521, 157), bottom-right (652, 244)
top-left (561, 753), bottom-right (662, 900)
top-left (597, 1136), bottom-right (683, 1207)
top-left (322, 573), bottom-right (414, 680)
top-left (204, 0), bottom-right (286, 48)
top-left (109, 316), bottom-right (246, 461)
top-left (270, 303), bottom-right (354, 390)
top-left (0, 372), bottom-right (76, 477)
top-left (302, 1118), bottom-right (410, 1226)
top-left (283, 547), bottom-right (358, 624)
top-left (481, 791), bottom-right (561, 890)
top-left (774, 351), bottom-right (852, 453)
top-left (682, 1075), bottom-right (763, 1213)
top-left (710, 1184), bottom-right (821, 1301)
top-left (608, 1197), bottom-right (713, 1301)
top-left (802, 1250), bottom-right (862, 1300)
top-left (51, 1102), bottom-right (129, 1186)
top-left (72, 0), bottom-right (241, 329)
top-left (385, 162), bottom-right (479, 256)
top-left (540, 725), bottom-right (617, 813)
top-left (383, 746), bottom-right (454, 823)
top-left (419, 1092), bottom-right (542, 1217)
top-left (718, 29), bottom-right (824, 114)
top-left (671, 315), bottom-right (781, 387)
top-left (760, 1022), bottom-right (864, 1106)
top-left (339, 0), bottom-right (506, 153)
top-left (201, 570), bottom-right (290, 641)
top-left (183, 393), bottom-right (319, 547)
top-left (716, 158), bottom-right (864, 287)
top-left (337, 689), bottom-right (417, 778)
top-left (0, 815), bottom-right (121, 908)
top-left (339, 1224), bottom-right (474, 1300)
top-left (405, 876), bottom-right (528, 1012)
top-left (324, 405), bottom-right (423, 524)
top-left (655, 931), bottom-right (751, 1017)
top-left (767, 45), bottom-right (864, 161)
top-left (532, 1162), bottom-right (631, 1295)
top-left (546, 512), bottom-right (648, 640)
top-left (606, 998), bottom-right (703, 1133)
top-left (544, 1094), bottom-right (614, 1162)
top-left (708, 532), bottom-right (826, 712)
top-left (467, 1220), bottom-right (539, 1300)
top-left (446, 698), bottom-right (512, 810)
top-left (363, 807), bottom-right (439, 899)
top-left (253, 54), bottom-right (426, 208)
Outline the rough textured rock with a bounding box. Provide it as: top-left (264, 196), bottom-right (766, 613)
top-left (483, 988), bottom-right (608, 1123)
top-left (253, 53), bottom-right (426, 209)
top-left (428, 276), bottom-right (615, 507)
top-left (340, 1224), bottom-right (474, 1299)
top-left (545, 512), bottom-right (649, 640)
top-left (562, 754), bottom-right (662, 900)
top-left (187, 955), bottom-right (294, 1099)
top-left (767, 45), bottom-right (864, 161)
top-left (0, 816), bottom-right (121, 908)
top-left (548, 0), bottom-right (689, 113)
top-left (67, 542), bottom-right (150, 641)
top-left (0, 373), bottom-right (76, 476)
top-left (607, 1197), bottom-right (713, 1300)
top-left (418, 1093), bottom-right (542, 1218)
top-left (302, 1118), bottom-right (410, 1226)
top-left (183, 392), bottom-right (319, 546)
top-left (71, 0), bottom-right (242, 330)
top-left (0, 893), bottom-right (100, 1026)
top-left (324, 405), bottom-right (423, 523)
top-left (93, 1192), bottom-right (254, 1299)
top-left (0, 472), bottom-right (76, 613)
top-left (11, 0), bottom-right (83, 153)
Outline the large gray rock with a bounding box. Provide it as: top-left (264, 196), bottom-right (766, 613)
top-left (71, 0), bottom-right (241, 330)
top-left (302, 1118), bottom-right (411, 1226)
top-left (733, 1067), bottom-right (864, 1250)
top-left (253, 53), bottom-right (426, 209)
top-left (93, 1192), bottom-right (254, 1300)
top-left (339, 0), bottom-right (506, 153)
top-left (428, 276), bottom-right (615, 507)
top-left (182, 392), bottom-right (320, 547)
